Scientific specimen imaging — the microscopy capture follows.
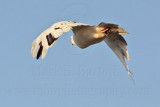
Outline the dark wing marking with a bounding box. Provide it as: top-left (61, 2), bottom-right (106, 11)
top-left (37, 42), bottom-right (43, 59)
top-left (46, 33), bottom-right (58, 46)
top-left (54, 27), bottom-right (61, 30)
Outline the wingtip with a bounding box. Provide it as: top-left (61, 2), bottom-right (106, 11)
top-left (128, 71), bottom-right (136, 86)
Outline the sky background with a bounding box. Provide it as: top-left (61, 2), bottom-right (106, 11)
top-left (0, 0), bottom-right (160, 107)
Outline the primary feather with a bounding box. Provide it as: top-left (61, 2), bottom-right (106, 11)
top-left (104, 33), bottom-right (135, 85)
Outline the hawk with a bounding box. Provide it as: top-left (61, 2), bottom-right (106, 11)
top-left (31, 21), bottom-right (135, 85)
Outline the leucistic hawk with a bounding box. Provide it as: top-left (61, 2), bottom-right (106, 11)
top-left (31, 21), bottom-right (135, 85)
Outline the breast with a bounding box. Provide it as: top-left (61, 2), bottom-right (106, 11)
top-left (72, 26), bottom-right (105, 49)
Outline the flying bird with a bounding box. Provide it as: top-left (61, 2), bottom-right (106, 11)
top-left (31, 21), bottom-right (135, 85)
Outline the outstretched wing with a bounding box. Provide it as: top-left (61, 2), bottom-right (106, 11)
top-left (31, 21), bottom-right (88, 59)
top-left (104, 33), bottom-right (135, 85)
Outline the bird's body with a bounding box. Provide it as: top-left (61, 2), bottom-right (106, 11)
top-left (31, 21), bottom-right (135, 85)
top-left (72, 25), bottom-right (106, 48)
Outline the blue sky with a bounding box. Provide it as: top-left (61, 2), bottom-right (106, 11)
top-left (0, 0), bottom-right (159, 107)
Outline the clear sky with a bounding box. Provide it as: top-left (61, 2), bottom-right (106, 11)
top-left (0, 0), bottom-right (159, 107)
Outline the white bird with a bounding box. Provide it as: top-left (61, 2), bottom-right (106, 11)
top-left (31, 21), bottom-right (135, 85)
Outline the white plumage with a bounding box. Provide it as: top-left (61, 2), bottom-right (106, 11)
top-left (31, 21), bottom-right (135, 85)
top-left (31, 21), bottom-right (88, 59)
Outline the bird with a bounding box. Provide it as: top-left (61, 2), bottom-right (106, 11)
top-left (31, 21), bottom-right (135, 85)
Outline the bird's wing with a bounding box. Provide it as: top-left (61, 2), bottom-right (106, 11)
top-left (31, 21), bottom-right (89, 59)
top-left (104, 34), bottom-right (135, 85)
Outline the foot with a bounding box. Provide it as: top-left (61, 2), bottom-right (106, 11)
top-left (70, 36), bottom-right (75, 45)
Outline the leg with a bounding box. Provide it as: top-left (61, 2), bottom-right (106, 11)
top-left (70, 36), bottom-right (76, 45)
